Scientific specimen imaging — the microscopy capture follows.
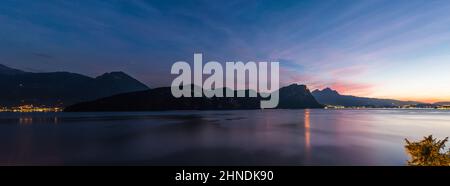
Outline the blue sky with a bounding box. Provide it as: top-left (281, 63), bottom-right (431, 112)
top-left (1, 0), bottom-right (450, 102)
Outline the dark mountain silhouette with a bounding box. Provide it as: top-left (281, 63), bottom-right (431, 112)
top-left (64, 84), bottom-right (323, 112)
top-left (0, 64), bottom-right (149, 106)
top-left (0, 64), bottom-right (26, 75)
top-left (312, 88), bottom-right (422, 107)
top-left (277, 84), bottom-right (323, 109)
top-left (434, 102), bottom-right (450, 105)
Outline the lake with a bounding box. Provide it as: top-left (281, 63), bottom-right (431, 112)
top-left (0, 109), bottom-right (449, 165)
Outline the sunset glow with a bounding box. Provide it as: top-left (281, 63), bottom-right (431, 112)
top-left (1, 0), bottom-right (450, 103)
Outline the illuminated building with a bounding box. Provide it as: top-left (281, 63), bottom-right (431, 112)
top-left (0, 105), bottom-right (63, 112)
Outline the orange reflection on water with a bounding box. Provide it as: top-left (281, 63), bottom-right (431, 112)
top-left (304, 109), bottom-right (311, 151)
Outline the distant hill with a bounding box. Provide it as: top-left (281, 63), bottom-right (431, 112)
top-left (312, 88), bottom-right (422, 107)
top-left (64, 84), bottom-right (323, 112)
top-left (0, 64), bottom-right (26, 75)
top-left (434, 102), bottom-right (450, 105)
top-left (0, 64), bottom-right (149, 106)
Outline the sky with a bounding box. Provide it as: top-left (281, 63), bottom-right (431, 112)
top-left (1, 0), bottom-right (450, 103)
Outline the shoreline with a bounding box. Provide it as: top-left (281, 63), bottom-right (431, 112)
top-left (0, 107), bottom-right (449, 114)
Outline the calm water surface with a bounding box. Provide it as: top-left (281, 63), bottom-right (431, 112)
top-left (1, 109), bottom-right (449, 165)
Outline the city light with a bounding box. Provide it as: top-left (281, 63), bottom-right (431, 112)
top-left (0, 105), bottom-right (62, 112)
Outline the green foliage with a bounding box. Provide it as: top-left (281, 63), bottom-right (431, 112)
top-left (405, 135), bottom-right (450, 166)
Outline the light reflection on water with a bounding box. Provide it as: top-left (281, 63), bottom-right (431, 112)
top-left (304, 109), bottom-right (311, 161)
top-left (0, 109), bottom-right (450, 165)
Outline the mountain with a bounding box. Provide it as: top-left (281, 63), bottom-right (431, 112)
top-left (92, 72), bottom-right (149, 98)
top-left (0, 64), bottom-right (26, 75)
top-left (434, 102), bottom-right (450, 105)
top-left (64, 84), bottom-right (323, 112)
top-left (312, 88), bottom-right (422, 107)
top-left (277, 84), bottom-right (324, 109)
top-left (0, 64), bottom-right (149, 107)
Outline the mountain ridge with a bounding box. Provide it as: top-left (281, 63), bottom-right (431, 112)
top-left (312, 87), bottom-right (424, 107)
top-left (0, 64), bottom-right (26, 75)
top-left (0, 64), bottom-right (149, 107)
top-left (64, 83), bottom-right (324, 112)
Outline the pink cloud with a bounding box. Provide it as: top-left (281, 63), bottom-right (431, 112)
top-left (328, 81), bottom-right (374, 96)
top-left (279, 67), bottom-right (374, 96)
top-left (329, 65), bottom-right (368, 77)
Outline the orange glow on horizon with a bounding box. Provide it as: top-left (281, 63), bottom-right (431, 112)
top-left (314, 87), bottom-right (450, 104)
top-left (374, 96), bottom-right (450, 104)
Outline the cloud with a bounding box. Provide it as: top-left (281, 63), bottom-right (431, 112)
top-left (1, 0), bottom-right (450, 101)
top-left (280, 65), bottom-right (374, 96)
top-left (328, 65), bottom-right (369, 78)
top-left (328, 81), bottom-right (375, 96)
top-left (32, 52), bottom-right (54, 59)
